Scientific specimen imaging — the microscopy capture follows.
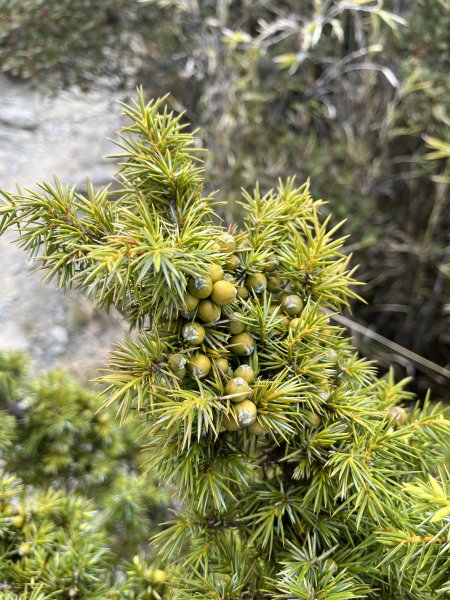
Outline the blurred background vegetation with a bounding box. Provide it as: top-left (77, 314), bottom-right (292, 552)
top-left (0, 350), bottom-right (171, 597)
top-left (0, 0), bottom-right (448, 399)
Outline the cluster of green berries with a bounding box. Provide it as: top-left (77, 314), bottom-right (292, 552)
top-left (1, 501), bottom-right (36, 558)
top-left (129, 554), bottom-right (168, 597)
top-left (161, 228), bottom-right (411, 439)
top-left (162, 232), bottom-right (308, 436)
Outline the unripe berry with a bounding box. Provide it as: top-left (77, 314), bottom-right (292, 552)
top-left (233, 364), bottom-right (255, 384)
top-left (279, 318), bottom-right (289, 329)
top-left (225, 377), bottom-right (251, 402)
top-left (236, 286), bottom-right (249, 299)
top-left (207, 263), bottom-right (224, 283)
top-left (289, 318), bottom-right (301, 330)
top-left (225, 254), bottom-right (240, 271)
top-left (168, 353), bottom-right (187, 371)
top-left (172, 367), bottom-right (186, 380)
top-left (211, 280), bottom-right (237, 306)
top-left (281, 294), bottom-right (304, 316)
top-left (187, 275), bottom-right (213, 299)
top-left (308, 412), bottom-right (322, 428)
top-left (96, 413), bottom-right (110, 425)
top-left (18, 542), bottom-right (31, 556)
top-left (218, 232), bottom-right (236, 253)
top-left (229, 312), bottom-right (245, 335)
top-left (215, 358), bottom-right (229, 373)
top-left (229, 332), bottom-right (255, 356)
top-left (183, 291), bottom-right (200, 312)
top-left (150, 569), bottom-right (167, 584)
top-left (387, 406), bottom-right (408, 426)
top-left (234, 400), bottom-right (257, 426)
top-left (267, 275), bottom-right (283, 292)
top-left (197, 299), bottom-right (221, 323)
top-left (12, 514), bottom-right (25, 528)
top-left (247, 420), bottom-right (268, 435)
top-left (263, 256), bottom-right (278, 272)
top-left (188, 353), bottom-right (212, 379)
top-left (246, 272), bottom-right (267, 294)
top-left (182, 322), bottom-right (206, 345)
top-left (221, 412), bottom-right (240, 432)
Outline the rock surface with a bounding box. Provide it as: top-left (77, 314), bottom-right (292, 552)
top-left (0, 75), bottom-right (127, 380)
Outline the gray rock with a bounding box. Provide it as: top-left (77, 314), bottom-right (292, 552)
top-left (0, 77), bottom-right (127, 377)
top-left (48, 325), bottom-right (69, 346)
top-left (0, 103), bottom-right (38, 131)
top-left (0, 322), bottom-right (29, 351)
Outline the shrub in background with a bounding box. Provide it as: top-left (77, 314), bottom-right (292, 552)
top-left (1, 94), bottom-right (450, 598)
top-left (0, 350), bottom-right (169, 598)
top-left (0, 0), bottom-right (136, 88)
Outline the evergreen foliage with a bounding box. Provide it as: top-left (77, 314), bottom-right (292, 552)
top-left (0, 350), bottom-right (169, 598)
top-left (1, 94), bottom-right (449, 597)
top-left (141, 0), bottom-right (450, 390)
top-left (1, 0), bottom-right (448, 392)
